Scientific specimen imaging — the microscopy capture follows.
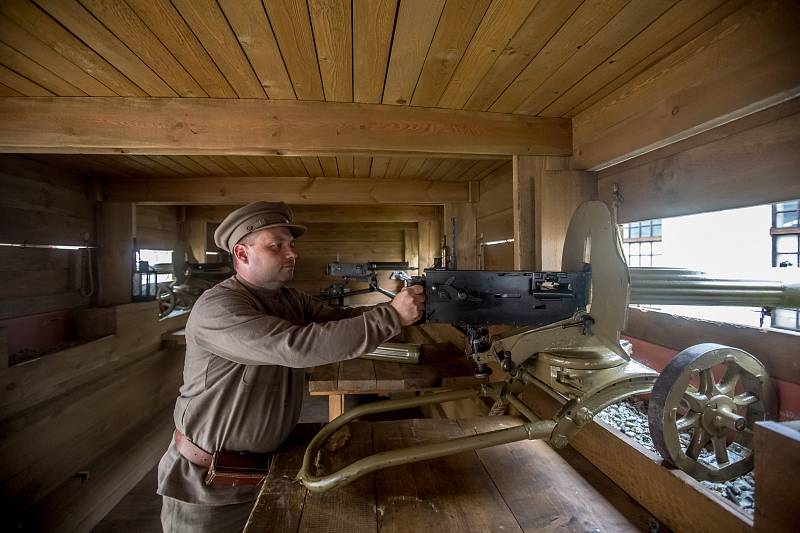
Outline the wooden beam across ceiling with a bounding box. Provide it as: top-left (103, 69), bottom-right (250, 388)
top-left (103, 176), bottom-right (470, 205)
top-left (0, 97), bottom-right (571, 157)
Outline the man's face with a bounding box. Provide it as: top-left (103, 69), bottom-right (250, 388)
top-left (233, 227), bottom-right (298, 289)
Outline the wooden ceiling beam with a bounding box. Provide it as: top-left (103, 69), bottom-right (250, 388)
top-left (573, 0), bottom-right (800, 171)
top-left (0, 97), bottom-right (570, 157)
top-left (103, 176), bottom-right (470, 205)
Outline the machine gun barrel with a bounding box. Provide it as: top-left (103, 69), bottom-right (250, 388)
top-left (628, 268), bottom-right (800, 308)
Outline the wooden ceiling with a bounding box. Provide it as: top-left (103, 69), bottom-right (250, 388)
top-left (0, 0), bottom-right (747, 181)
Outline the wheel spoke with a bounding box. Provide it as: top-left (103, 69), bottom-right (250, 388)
top-left (682, 390), bottom-right (708, 413)
top-left (698, 369), bottom-right (716, 397)
top-left (717, 365), bottom-right (741, 396)
top-left (712, 436), bottom-right (730, 465)
top-left (686, 428), bottom-right (709, 460)
top-left (676, 412), bottom-right (701, 431)
top-left (734, 392), bottom-right (758, 407)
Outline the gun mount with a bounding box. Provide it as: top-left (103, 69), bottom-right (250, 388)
top-left (320, 261), bottom-right (412, 303)
top-left (298, 201), bottom-right (800, 492)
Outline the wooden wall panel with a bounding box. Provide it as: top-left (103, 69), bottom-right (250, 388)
top-left (476, 162), bottom-right (514, 269)
top-left (136, 205), bottom-right (178, 250)
top-left (0, 155), bottom-right (94, 319)
top-left (598, 98), bottom-right (800, 223)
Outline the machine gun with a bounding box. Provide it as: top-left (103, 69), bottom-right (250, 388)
top-left (319, 261), bottom-right (412, 304)
top-left (298, 201), bottom-right (800, 491)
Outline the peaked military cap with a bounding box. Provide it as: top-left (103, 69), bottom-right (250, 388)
top-left (214, 201), bottom-right (306, 253)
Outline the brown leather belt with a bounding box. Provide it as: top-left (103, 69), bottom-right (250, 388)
top-left (174, 429), bottom-right (213, 468)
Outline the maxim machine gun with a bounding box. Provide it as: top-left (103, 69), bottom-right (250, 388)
top-left (298, 201), bottom-right (800, 492)
top-left (319, 261), bottom-right (411, 305)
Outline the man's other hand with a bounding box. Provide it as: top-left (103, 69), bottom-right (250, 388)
top-left (389, 285), bottom-right (425, 326)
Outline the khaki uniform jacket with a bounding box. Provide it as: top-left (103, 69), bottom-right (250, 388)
top-left (157, 275), bottom-right (402, 505)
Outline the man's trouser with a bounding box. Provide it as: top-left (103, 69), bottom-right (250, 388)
top-left (161, 495), bottom-right (252, 533)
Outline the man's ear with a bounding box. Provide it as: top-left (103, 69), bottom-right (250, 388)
top-left (233, 243), bottom-right (249, 265)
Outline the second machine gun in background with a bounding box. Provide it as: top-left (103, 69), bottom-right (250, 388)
top-left (319, 261), bottom-right (413, 306)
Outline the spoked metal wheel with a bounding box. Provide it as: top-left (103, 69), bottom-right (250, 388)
top-left (648, 343), bottom-right (777, 482)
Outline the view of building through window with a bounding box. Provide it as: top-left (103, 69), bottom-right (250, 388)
top-left (138, 249), bottom-right (174, 284)
top-left (621, 200), bottom-right (800, 332)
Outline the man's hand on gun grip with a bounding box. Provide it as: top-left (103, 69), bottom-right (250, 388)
top-left (389, 284), bottom-right (426, 326)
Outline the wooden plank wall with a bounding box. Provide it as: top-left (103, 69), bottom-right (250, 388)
top-left (476, 162), bottom-right (514, 270)
top-left (136, 205), bottom-right (178, 250)
top-left (0, 302), bottom-right (187, 532)
top-left (0, 155), bottom-right (94, 319)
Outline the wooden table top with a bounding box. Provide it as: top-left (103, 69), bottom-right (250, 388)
top-left (309, 342), bottom-right (488, 395)
top-left (244, 416), bottom-right (654, 532)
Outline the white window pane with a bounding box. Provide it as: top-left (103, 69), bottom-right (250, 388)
top-left (641, 255), bottom-right (652, 267)
top-left (773, 308), bottom-right (799, 330)
top-left (630, 256), bottom-right (640, 267)
top-left (776, 235), bottom-right (799, 253)
top-left (641, 242), bottom-right (651, 254)
top-left (630, 242), bottom-right (640, 255)
top-left (652, 241), bottom-right (663, 254)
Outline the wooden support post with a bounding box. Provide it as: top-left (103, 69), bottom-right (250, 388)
top-left (403, 228), bottom-right (419, 272)
top-left (512, 155), bottom-right (539, 270)
top-left (328, 394), bottom-right (345, 422)
top-left (97, 202), bottom-right (134, 306)
top-left (754, 420), bottom-right (800, 531)
top-left (417, 218), bottom-right (441, 271)
top-left (443, 202), bottom-right (478, 270)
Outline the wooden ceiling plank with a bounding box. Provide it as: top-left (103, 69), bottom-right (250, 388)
top-left (300, 156), bottom-right (324, 177)
top-left (489, 0), bottom-right (628, 113)
top-left (0, 81), bottom-right (23, 96)
top-left (309, 0), bottom-right (353, 102)
top-left (126, 155), bottom-right (180, 177)
top-left (245, 156), bottom-right (278, 176)
top-left (166, 155), bottom-right (208, 175)
top-left (0, 40), bottom-right (83, 95)
top-left (187, 155), bottom-right (234, 176)
top-left (566, 0), bottom-right (747, 117)
top-left (0, 97), bottom-right (571, 156)
top-left (410, 0), bottom-right (491, 107)
top-left (384, 157), bottom-right (408, 179)
top-left (336, 156), bottom-right (354, 178)
top-left (126, 0), bottom-right (236, 98)
top-left (442, 159), bottom-right (477, 181)
top-left (475, 160), bottom-right (510, 182)
top-left (0, 63), bottom-right (52, 96)
top-left (210, 155), bottom-right (245, 176)
top-left (353, 156), bottom-right (372, 178)
top-left (417, 158), bottom-right (444, 180)
top-left (464, 0), bottom-right (581, 111)
top-left (172, 0), bottom-right (266, 99)
top-left (427, 158), bottom-right (459, 181)
top-left (0, 13), bottom-right (113, 95)
top-left (33, 0), bottom-right (176, 96)
top-left (147, 155), bottom-right (196, 177)
top-left (282, 157), bottom-right (309, 176)
top-left (458, 159), bottom-right (496, 181)
top-left (262, 156), bottom-right (293, 176)
top-left (318, 156), bottom-right (339, 177)
top-left (23, 154), bottom-right (124, 179)
top-left (353, 0), bottom-right (397, 104)
top-left (225, 155), bottom-right (261, 176)
top-left (79, 0), bottom-right (206, 97)
top-left (218, 0), bottom-right (295, 100)
top-left (369, 156), bottom-right (390, 178)
top-left (119, 155), bottom-right (159, 176)
top-left (437, 0), bottom-right (538, 110)
top-left (105, 176), bottom-right (470, 205)
top-left (382, 0), bottom-right (444, 106)
top-left (397, 157), bottom-right (425, 179)
top-left (263, 0), bottom-right (324, 101)
top-left (515, 0), bottom-right (678, 116)
top-left (89, 154), bottom-right (149, 177)
top-left (543, 0), bottom-right (731, 117)
top-left (0, 1), bottom-right (145, 96)
top-left (574, 0), bottom-right (800, 170)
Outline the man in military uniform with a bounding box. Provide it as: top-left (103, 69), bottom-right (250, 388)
top-left (157, 201), bottom-right (424, 532)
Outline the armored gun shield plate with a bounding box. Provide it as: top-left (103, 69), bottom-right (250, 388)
top-left (648, 343), bottom-right (776, 482)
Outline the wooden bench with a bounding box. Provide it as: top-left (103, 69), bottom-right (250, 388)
top-left (244, 416), bottom-right (656, 532)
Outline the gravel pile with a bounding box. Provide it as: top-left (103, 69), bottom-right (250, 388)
top-left (597, 399), bottom-right (756, 514)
